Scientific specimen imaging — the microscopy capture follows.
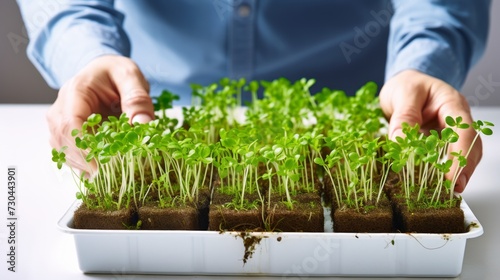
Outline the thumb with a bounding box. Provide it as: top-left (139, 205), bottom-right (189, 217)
top-left (110, 61), bottom-right (155, 124)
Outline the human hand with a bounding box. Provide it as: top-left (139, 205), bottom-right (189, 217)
top-left (379, 69), bottom-right (482, 193)
top-left (46, 55), bottom-right (155, 174)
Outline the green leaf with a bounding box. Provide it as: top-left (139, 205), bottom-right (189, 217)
top-left (284, 158), bottom-right (297, 170)
top-left (481, 127), bottom-right (493, 135)
top-left (201, 146), bottom-right (211, 158)
top-left (108, 142), bottom-right (120, 154)
top-left (76, 192), bottom-right (83, 200)
top-left (108, 115), bottom-right (118, 123)
top-left (249, 80), bottom-right (259, 93)
top-left (141, 136), bottom-right (151, 145)
top-left (425, 135), bottom-right (438, 150)
top-left (445, 116), bottom-right (456, 127)
top-left (458, 123), bottom-right (470, 129)
top-left (219, 77), bottom-right (230, 87)
top-left (483, 121), bottom-right (494, 126)
top-left (348, 152), bottom-right (359, 162)
top-left (415, 147), bottom-right (426, 156)
top-left (443, 160), bottom-right (453, 172)
top-left (391, 163), bottom-right (403, 173)
top-left (98, 155), bottom-right (111, 164)
top-left (314, 157), bottom-right (325, 165)
top-left (125, 131), bottom-right (139, 143)
top-left (221, 138), bottom-right (237, 149)
top-left (458, 156), bottom-right (467, 167)
top-left (449, 134), bottom-right (459, 143)
top-left (442, 127), bottom-right (460, 143)
top-left (121, 122), bottom-right (131, 131)
top-left (423, 151), bottom-right (438, 163)
top-left (289, 173), bottom-right (300, 182)
top-left (87, 113), bottom-right (102, 126)
top-left (203, 157), bottom-right (213, 164)
top-left (172, 151), bottom-right (183, 159)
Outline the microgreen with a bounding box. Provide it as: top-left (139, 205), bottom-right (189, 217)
top-left (51, 147), bottom-right (67, 169)
top-left (446, 117), bottom-right (494, 204)
top-left (51, 78), bottom-right (494, 221)
top-left (383, 116), bottom-right (494, 209)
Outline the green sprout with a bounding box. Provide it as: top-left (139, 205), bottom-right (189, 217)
top-left (51, 147), bottom-right (67, 169)
top-left (49, 78), bottom-right (495, 231)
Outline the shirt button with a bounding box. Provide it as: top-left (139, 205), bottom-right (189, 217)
top-left (238, 4), bottom-right (251, 17)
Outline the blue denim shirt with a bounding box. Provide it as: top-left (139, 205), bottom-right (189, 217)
top-left (17, 0), bottom-right (490, 104)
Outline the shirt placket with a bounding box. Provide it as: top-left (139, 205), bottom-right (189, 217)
top-left (228, 0), bottom-right (255, 81)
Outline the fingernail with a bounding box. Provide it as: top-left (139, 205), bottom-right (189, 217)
top-left (389, 128), bottom-right (403, 141)
top-left (132, 113), bottom-right (152, 124)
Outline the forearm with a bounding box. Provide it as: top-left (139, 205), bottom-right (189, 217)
top-left (386, 0), bottom-right (491, 89)
top-left (17, 0), bottom-right (130, 88)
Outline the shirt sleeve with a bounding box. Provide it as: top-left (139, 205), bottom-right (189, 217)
top-left (386, 0), bottom-right (491, 89)
top-left (16, 0), bottom-right (131, 88)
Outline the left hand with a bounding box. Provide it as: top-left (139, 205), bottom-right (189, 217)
top-left (379, 69), bottom-right (482, 193)
top-left (46, 55), bottom-right (154, 175)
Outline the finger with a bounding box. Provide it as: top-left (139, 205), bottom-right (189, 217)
top-left (63, 118), bottom-right (98, 174)
top-left (109, 64), bottom-right (155, 124)
top-left (382, 84), bottom-right (427, 140)
top-left (54, 115), bottom-right (97, 174)
top-left (47, 107), bottom-right (91, 173)
top-left (47, 83), bottom-right (98, 174)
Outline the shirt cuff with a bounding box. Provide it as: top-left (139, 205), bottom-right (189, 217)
top-left (30, 22), bottom-right (130, 88)
top-left (385, 38), bottom-right (464, 90)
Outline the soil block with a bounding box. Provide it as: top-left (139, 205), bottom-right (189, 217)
top-left (333, 197), bottom-right (394, 233)
top-left (395, 203), bottom-right (465, 233)
top-left (266, 192), bottom-right (324, 232)
top-left (73, 203), bottom-right (138, 230)
top-left (208, 191), bottom-right (263, 231)
top-left (138, 202), bottom-right (200, 230)
top-left (387, 182), bottom-right (465, 233)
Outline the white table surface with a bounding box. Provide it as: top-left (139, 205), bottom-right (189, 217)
top-left (0, 104), bottom-right (499, 280)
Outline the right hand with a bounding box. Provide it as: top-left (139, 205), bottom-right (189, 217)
top-left (47, 55), bottom-right (155, 174)
top-left (379, 70), bottom-right (482, 193)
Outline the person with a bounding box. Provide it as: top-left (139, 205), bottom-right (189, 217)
top-left (17, 0), bottom-right (490, 193)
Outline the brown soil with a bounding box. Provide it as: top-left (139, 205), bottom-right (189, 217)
top-left (333, 198), bottom-right (394, 233)
top-left (73, 204), bottom-right (138, 230)
top-left (396, 204), bottom-right (465, 233)
top-left (238, 232), bottom-right (265, 264)
top-left (385, 176), bottom-right (465, 233)
top-left (139, 182), bottom-right (211, 230)
top-left (208, 191), bottom-right (263, 231)
top-left (381, 171), bottom-right (401, 199)
top-left (266, 192), bottom-right (324, 232)
top-left (138, 202), bottom-right (199, 230)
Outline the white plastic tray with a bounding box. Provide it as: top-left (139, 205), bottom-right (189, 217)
top-left (57, 199), bottom-right (483, 277)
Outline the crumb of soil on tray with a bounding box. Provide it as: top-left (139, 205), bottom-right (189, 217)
top-left (239, 232), bottom-right (266, 264)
